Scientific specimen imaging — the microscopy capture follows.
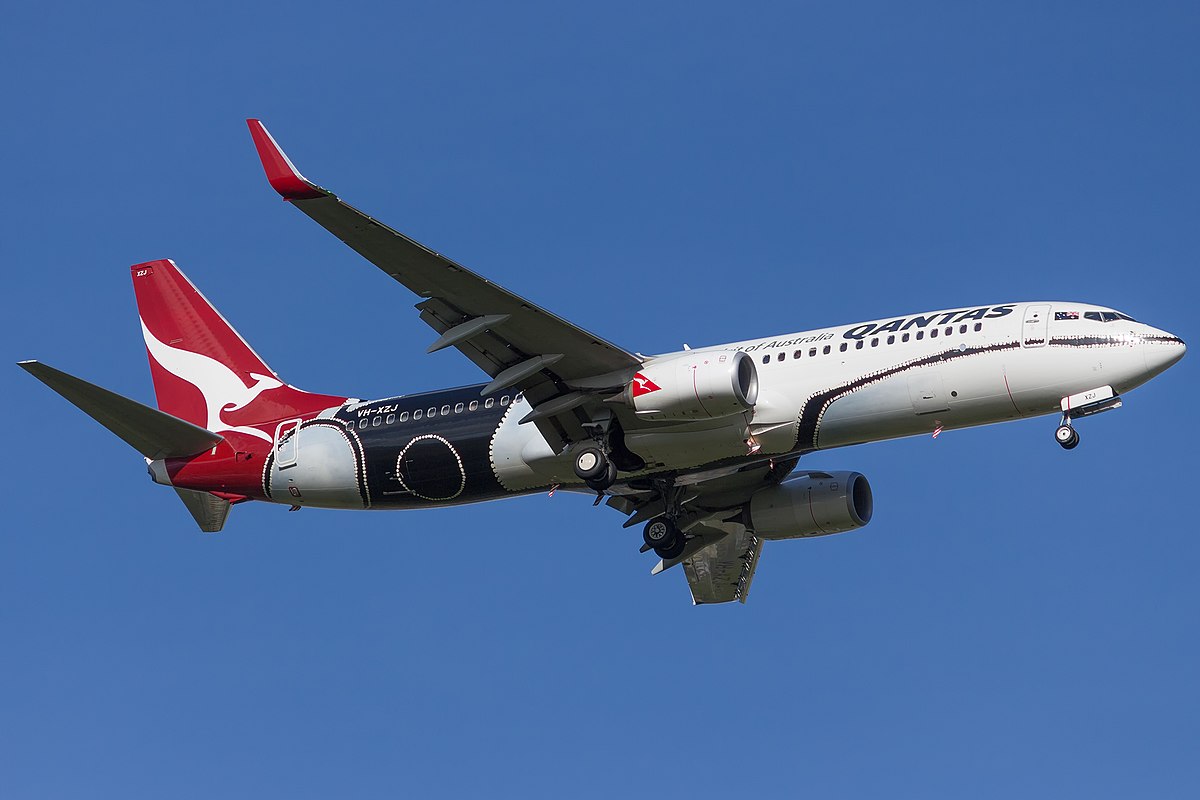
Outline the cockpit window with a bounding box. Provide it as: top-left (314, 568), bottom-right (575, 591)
top-left (1085, 311), bottom-right (1138, 323)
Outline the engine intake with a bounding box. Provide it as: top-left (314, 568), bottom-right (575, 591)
top-left (627, 351), bottom-right (758, 421)
top-left (748, 471), bottom-right (873, 540)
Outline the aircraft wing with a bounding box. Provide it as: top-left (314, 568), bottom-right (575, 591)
top-left (680, 523), bottom-right (764, 604)
top-left (247, 120), bottom-right (641, 451)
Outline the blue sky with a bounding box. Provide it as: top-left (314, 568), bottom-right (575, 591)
top-left (2, 2), bottom-right (1197, 797)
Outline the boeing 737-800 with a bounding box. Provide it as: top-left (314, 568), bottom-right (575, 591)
top-left (19, 120), bottom-right (1186, 603)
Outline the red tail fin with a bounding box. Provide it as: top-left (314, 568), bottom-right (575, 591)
top-left (131, 259), bottom-right (344, 440)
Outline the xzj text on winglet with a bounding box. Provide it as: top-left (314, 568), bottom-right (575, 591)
top-left (246, 119), bottom-right (327, 201)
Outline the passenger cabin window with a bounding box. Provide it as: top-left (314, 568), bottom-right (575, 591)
top-left (777, 353), bottom-right (785, 362)
top-left (886, 335), bottom-right (895, 345)
top-left (762, 355), bottom-right (770, 365)
top-left (931, 328), bottom-right (938, 338)
top-left (856, 340), bottom-right (864, 350)
top-left (386, 414), bottom-right (395, 425)
top-left (944, 326), bottom-right (953, 336)
top-left (413, 409), bottom-right (422, 420)
top-left (974, 323), bottom-right (982, 332)
top-left (501, 396), bottom-right (510, 406)
top-left (823, 345), bottom-right (831, 354)
top-left (794, 350), bottom-right (802, 359)
top-left (959, 325), bottom-right (967, 334)
top-left (916, 330), bottom-right (924, 340)
top-left (359, 419), bottom-right (368, 429)
top-left (871, 338), bottom-right (879, 347)
top-left (902, 333), bottom-right (910, 342)
top-left (454, 403), bottom-right (464, 413)
top-left (840, 343), bottom-right (848, 352)
top-left (428, 407), bottom-right (437, 417)
top-left (440, 405), bottom-right (451, 416)
top-left (400, 411), bottom-right (410, 422)
top-left (809, 347), bottom-right (817, 357)
top-left (469, 401), bottom-right (478, 412)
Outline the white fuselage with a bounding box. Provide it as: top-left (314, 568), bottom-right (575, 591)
top-left (492, 301), bottom-right (1185, 490)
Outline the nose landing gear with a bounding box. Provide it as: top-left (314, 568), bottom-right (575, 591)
top-left (1053, 385), bottom-right (1123, 451)
top-left (1054, 421), bottom-right (1080, 450)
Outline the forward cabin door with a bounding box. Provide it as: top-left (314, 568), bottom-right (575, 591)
top-left (1022, 304), bottom-right (1051, 348)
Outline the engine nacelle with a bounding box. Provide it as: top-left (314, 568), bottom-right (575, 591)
top-left (627, 350), bottom-right (758, 421)
top-left (748, 471), bottom-right (873, 540)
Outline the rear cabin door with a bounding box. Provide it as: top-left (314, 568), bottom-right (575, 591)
top-left (1022, 304), bottom-right (1051, 348)
top-left (274, 419), bottom-right (301, 468)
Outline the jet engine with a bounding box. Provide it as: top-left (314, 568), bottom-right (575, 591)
top-left (747, 471), bottom-right (873, 540)
top-left (627, 350), bottom-right (758, 421)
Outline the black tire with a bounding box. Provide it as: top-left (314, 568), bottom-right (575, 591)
top-left (643, 518), bottom-right (677, 550)
top-left (585, 461), bottom-right (618, 492)
top-left (655, 535), bottom-right (687, 561)
top-left (574, 447), bottom-right (609, 482)
top-left (1056, 425), bottom-right (1079, 450)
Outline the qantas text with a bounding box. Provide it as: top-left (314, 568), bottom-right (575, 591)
top-left (840, 305), bottom-right (1015, 340)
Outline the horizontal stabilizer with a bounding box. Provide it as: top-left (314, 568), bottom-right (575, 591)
top-left (17, 361), bottom-right (224, 459)
top-left (174, 488), bottom-right (231, 532)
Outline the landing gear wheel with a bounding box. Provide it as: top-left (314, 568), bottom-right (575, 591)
top-left (574, 447), bottom-right (610, 482)
top-left (643, 518), bottom-right (678, 551)
top-left (1055, 424), bottom-right (1080, 450)
top-left (585, 461), bottom-right (618, 492)
top-left (654, 535), bottom-right (687, 561)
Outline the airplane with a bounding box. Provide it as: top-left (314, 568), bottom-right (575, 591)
top-left (18, 120), bottom-right (1186, 604)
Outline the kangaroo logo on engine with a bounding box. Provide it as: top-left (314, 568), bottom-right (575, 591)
top-left (631, 372), bottom-right (662, 397)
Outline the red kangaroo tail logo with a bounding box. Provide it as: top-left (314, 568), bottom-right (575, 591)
top-left (630, 372), bottom-right (662, 398)
top-left (132, 259), bottom-right (345, 440)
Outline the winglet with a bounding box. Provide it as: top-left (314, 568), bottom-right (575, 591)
top-left (246, 119), bottom-right (327, 201)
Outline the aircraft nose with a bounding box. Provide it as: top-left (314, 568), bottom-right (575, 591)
top-left (1142, 329), bottom-right (1186, 378)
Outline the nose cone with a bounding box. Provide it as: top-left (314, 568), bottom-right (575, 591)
top-left (1142, 330), bottom-right (1186, 379)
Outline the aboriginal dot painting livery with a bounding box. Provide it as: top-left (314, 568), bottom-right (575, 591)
top-left (18, 120), bottom-right (1186, 604)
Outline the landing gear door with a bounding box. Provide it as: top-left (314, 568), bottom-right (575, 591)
top-left (274, 418), bottom-right (301, 468)
top-left (1022, 304), bottom-right (1051, 348)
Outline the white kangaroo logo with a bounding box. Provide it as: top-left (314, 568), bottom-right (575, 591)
top-left (141, 320), bottom-right (282, 443)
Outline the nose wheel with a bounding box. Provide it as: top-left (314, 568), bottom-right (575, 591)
top-left (1055, 421), bottom-right (1080, 450)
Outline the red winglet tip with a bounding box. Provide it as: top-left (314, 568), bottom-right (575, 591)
top-left (246, 119), bottom-right (325, 201)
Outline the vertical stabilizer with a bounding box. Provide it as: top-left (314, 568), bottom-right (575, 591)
top-left (131, 259), bottom-right (344, 440)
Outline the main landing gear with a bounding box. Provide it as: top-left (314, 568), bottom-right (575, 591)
top-left (574, 447), bottom-right (617, 491)
top-left (636, 477), bottom-right (688, 560)
top-left (643, 517), bottom-right (686, 560)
